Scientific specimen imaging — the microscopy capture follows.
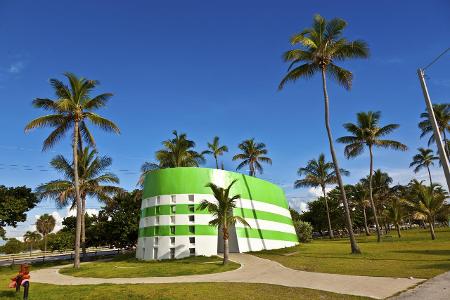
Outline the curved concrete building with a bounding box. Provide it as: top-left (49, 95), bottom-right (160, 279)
top-left (136, 167), bottom-right (298, 260)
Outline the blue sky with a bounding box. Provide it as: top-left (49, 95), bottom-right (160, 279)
top-left (1, 0), bottom-right (449, 240)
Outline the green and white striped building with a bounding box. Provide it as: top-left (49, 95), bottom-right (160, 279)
top-left (136, 167), bottom-right (298, 260)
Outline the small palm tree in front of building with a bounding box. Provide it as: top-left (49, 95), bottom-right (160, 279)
top-left (198, 179), bottom-right (250, 265)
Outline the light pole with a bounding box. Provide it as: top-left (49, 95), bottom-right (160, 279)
top-left (417, 48), bottom-right (450, 191)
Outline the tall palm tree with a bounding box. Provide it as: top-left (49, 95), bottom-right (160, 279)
top-left (278, 14), bottom-right (369, 254)
top-left (23, 231), bottom-right (42, 256)
top-left (25, 73), bottom-right (120, 268)
top-left (351, 183), bottom-right (371, 236)
top-left (204, 136), bottom-right (229, 169)
top-left (337, 111), bottom-right (407, 242)
top-left (36, 147), bottom-right (121, 256)
top-left (419, 104), bottom-right (450, 156)
top-left (198, 180), bottom-right (250, 264)
top-left (232, 139), bottom-right (272, 177)
top-left (406, 183), bottom-right (447, 240)
top-left (294, 154), bottom-right (349, 239)
top-left (410, 148), bottom-right (439, 186)
top-left (36, 214), bottom-right (56, 258)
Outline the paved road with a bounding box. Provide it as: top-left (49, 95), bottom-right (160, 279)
top-left (392, 271), bottom-right (450, 300)
top-left (0, 250), bottom-right (119, 267)
top-left (31, 253), bottom-right (423, 299)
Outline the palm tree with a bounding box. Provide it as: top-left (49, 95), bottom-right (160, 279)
top-left (232, 139), bottom-right (272, 176)
top-left (25, 73), bottom-right (120, 268)
top-left (198, 180), bottom-right (250, 264)
top-left (278, 14), bottom-right (369, 254)
top-left (36, 147), bottom-right (121, 256)
top-left (36, 214), bottom-right (56, 258)
top-left (294, 154), bottom-right (349, 239)
top-left (204, 136), bottom-right (229, 169)
top-left (419, 104), bottom-right (450, 155)
top-left (406, 183), bottom-right (447, 240)
top-left (387, 195), bottom-right (406, 238)
top-left (351, 183), bottom-right (371, 236)
top-left (410, 148), bottom-right (439, 186)
top-left (337, 111), bottom-right (407, 242)
top-left (23, 231), bottom-right (42, 256)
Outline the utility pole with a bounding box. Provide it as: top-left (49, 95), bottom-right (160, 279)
top-left (417, 68), bottom-right (450, 191)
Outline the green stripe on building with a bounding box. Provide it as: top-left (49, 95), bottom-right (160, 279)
top-left (139, 225), bottom-right (297, 242)
top-left (139, 225), bottom-right (218, 237)
top-left (233, 207), bottom-right (294, 226)
top-left (142, 168), bottom-right (288, 209)
top-left (236, 227), bottom-right (298, 242)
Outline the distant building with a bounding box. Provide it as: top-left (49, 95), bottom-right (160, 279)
top-left (136, 167), bottom-right (298, 260)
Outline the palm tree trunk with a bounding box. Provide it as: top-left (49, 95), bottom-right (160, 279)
top-left (396, 223), bottom-right (401, 238)
top-left (223, 226), bottom-right (229, 265)
top-left (427, 166), bottom-right (433, 186)
top-left (73, 120), bottom-right (82, 268)
top-left (249, 163), bottom-right (254, 177)
top-left (214, 155), bottom-right (219, 169)
top-left (43, 234), bottom-right (47, 260)
top-left (322, 186), bottom-right (334, 239)
top-left (362, 206), bottom-right (370, 236)
top-left (321, 67), bottom-right (360, 254)
top-left (443, 130), bottom-right (449, 158)
top-left (81, 196), bottom-right (86, 257)
top-left (428, 217), bottom-right (436, 240)
top-left (368, 145), bottom-right (382, 242)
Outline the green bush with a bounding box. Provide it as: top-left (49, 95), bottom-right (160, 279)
top-left (0, 238), bottom-right (26, 254)
top-left (293, 220), bottom-right (313, 243)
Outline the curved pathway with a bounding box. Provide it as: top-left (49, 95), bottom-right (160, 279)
top-left (31, 253), bottom-right (423, 299)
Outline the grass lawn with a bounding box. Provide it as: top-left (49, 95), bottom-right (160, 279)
top-left (59, 254), bottom-right (239, 278)
top-left (252, 227), bottom-right (450, 279)
top-left (0, 262), bottom-right (368, 300)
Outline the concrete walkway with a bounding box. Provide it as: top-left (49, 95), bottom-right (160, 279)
top-left (31, 253), bottom-right (423, 299)
top-left (392, 271), bottom-right (450, 300)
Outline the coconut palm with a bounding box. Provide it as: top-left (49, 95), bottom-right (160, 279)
top-left (232, 139), bottom-right (272, 177)
top-left (25, 73), bottom-right (120, 268)
top-left (204, 136), bottom-right (229, 169)
top-left (36, 147), bottom-right (121, 255)
top-left (23, 231), bottom-right (42, 256)
top-left (419, 104), bottom-right (450, 155)
top-left (351, 183), bottom-right (371, 236)
top-left (294, 154), bottom-right (349, 239)
top-left (337, 111), bottom-right (407, 242)
top-left (36, 214), bottom-right (56, 258)
top-left (406, 182), bottom-right (447, 240)
top-left (278, 14), bottom-right (369, 253)
top-left (198, 180), bottom-right (250, 264)
top-left (386, 192), bottom-right (407, 238)
top-left (410, 148), bottom-right (439, 186)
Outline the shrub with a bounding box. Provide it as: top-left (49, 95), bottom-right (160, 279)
top-left (0, 238), bottom-right (26, 254)
top-left (293, 220), bottom-right (313, 243)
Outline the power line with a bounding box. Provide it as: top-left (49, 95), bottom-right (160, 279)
top-left (423, 47), bottom-right (450, 70)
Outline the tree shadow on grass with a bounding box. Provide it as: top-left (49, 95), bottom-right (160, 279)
top-left (393, 249), bottom-right (450, 256)
top-left (0, 290), bottom-right (16, 298)
top-left (416, 262), bottom-right (450, 271)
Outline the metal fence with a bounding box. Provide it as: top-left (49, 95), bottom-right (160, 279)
top-left (0, 247), bottom-right (121, 266)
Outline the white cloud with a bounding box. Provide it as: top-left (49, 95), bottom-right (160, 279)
top-left (8, 61), bottom-right (25, 74)
top-left (307, 187), bottom-right (331, 198)
top-left (31, 207), bottom-right (98, 235)
top-left (288, 197), bottom-right (309, 212)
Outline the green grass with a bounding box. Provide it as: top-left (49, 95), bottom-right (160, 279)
top-left (252, 227), bottom-right (450, 279)
top-left (0, 262), bottom-right (368, 300)
top-left (59, 254), bottom-right (239, 278)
